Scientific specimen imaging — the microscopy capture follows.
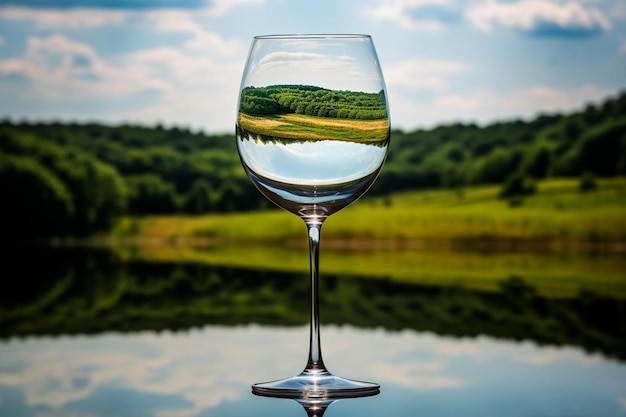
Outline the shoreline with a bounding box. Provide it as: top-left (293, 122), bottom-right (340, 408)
top-left (37, 235), bottom-right (626, 254)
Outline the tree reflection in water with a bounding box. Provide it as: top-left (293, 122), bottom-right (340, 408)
top-left (1, 246), bottom-right (625, 362)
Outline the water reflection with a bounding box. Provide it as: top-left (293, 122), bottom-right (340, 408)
top-left (1, 326), bottom-right (625, 417)
top-left (1, 246), bottom-right (625, 416)
top-left (2, 247), bottom-right (625, 361)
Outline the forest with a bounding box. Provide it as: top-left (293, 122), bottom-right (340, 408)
top-left (0, 90), bottom-right (625, 240)
top-left (239, 84), bottom-right (388, 120)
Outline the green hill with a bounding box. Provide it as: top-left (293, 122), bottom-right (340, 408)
top-left (1, 90), bottom-right (625, 240)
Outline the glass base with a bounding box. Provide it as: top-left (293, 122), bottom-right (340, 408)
top-left (252, 371), bottom-right (380, 399)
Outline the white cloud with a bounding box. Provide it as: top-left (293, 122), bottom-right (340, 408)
top-left (384, 58), bottom-right (469, 91)
top-left (0, 29), bottom-right (246, 131)
top-left (123, 51), bottom-right (244, 131)
top-left (388, 84), bottom-right (614, 129)
top-left (0, 36), bottom-right (4, 46)
top-left (0, 34), bottom-right (169, 99)
top-left (113, 19), bottom-right (246, 129)
top-left (467, 0), bottom-right (611, 36)
top-left (142, 9), bottom-right (244, 54)
top-left (204, 0), bottom-right (266, 17)
top-left (243, 46), bottom-right (384, 93)
top-left (436, 84), bottom-right (612, 119)
top-left (364, 0), bottom-right (456, 31)
top-left (0, 4), bottom-right (256, 131)
top-left (256, 51), bottom-right (356, 73)
top-left (0, 0), bottom-right (621, 132)
top-left (0, 6), bottom-right (131, 29)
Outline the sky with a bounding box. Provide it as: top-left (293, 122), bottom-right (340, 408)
top-left (0, 0), bottom-right (625, 133)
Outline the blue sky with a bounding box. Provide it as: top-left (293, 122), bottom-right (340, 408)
top-left (0, 0), bottom-right (625, 133)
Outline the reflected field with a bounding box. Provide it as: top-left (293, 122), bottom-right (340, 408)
top-left (2, 246), bottom-right (625, 359)
top-left (1, 246), bottom-right (625, 416)
top-left (119, 243), bottom-right (626, 298)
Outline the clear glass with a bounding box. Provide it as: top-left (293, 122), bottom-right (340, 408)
top-left (236, 34), bottom-right (390, 399)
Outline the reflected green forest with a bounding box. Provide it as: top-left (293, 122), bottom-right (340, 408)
top-left (1, 247), bottom-right (625, 362)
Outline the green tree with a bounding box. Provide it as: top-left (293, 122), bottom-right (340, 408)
top-left (574, 118), bottom-right (626, 176)
top-left (498, 173), bottom-right (536, 200)
top-left (579, 171), bottom-right (597, 192)
top-left (49, 151), bottom-right (127, 235)
top-left (0, 132), bottom-right (127, 236)
top-left (0, 153), bottom-right (74, 239)
top-left (563, 116), bottom-right (584, 141)
top-left (182, 179), bottom-right (214, 214)
top-left (522, 146), bottom-right (552, 179)
top-left (471, 148), bottom-right (523, 184)
top-left (126, 174), bottom-right (178, 214)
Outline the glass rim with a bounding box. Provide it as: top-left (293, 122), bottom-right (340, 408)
top-left (254, 34), bottom-right (371, 40)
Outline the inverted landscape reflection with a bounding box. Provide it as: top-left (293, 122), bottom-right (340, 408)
top-left (1, 247), bottom-right (625, 417)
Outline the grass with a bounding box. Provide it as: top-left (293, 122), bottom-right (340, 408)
top-left (237, 113), bottom-right (389, 142)
top-left (327, 179), bottom-right (626, 247)
top-left (105, 178), bottom-right (626, 299)
top-left (112, 177), bottom-right (626, 248)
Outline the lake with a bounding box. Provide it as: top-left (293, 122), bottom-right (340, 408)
top-left (1, 246), bottom-right (625, 417)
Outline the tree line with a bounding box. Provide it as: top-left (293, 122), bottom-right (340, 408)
top-left (370, 91), bottom-right (626, 197)
top-left (239, 84), bottom-right (388, 120)
top-left (0, 124), bottom-right (270, 240)
top-left (0, 90), bottom-right (624, 240)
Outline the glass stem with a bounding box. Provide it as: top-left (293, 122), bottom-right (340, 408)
top-left (304, 219), bottom-right (328, 374)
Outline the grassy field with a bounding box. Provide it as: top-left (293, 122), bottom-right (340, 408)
top-left (237, 112), bottom-right (389, 142)
top-left (112, 177), bottom-right (626, 249)
top-left (104, 178), bottom-right (626, 298)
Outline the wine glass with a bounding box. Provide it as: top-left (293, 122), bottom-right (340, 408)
top-left (236, 34), bottom-right (390, 399)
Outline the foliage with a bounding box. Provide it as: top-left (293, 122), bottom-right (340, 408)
top-left (579, 171), bottom-right (597, 192)
top-left (0, 122), bottom-right (267, 238)
top-left (126, 174), bottom-right (178, 215)
top-left (521, 145), bottom-right (552, 179)
top-left (382, 91), bottom-right (625, 193)
top-left (0, 132), bottom-right (126, 238)
top-left (182, 179), bottom-right (215, 214)
top-left (498, 173), bottom-right (536, 200)
top-left (0, 90), bottom-right (625, 239)
top-left (0, 153), bottom-right (74, 239)
top-left (239, 85), bottom-right (388, 120)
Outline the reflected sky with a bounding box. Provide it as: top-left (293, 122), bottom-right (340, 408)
top-left (1, 325), bottom-right (625, 417)
top-left (237, 139), bottom-right (388, 185)
top-left (243, 36), bottom-right (385, 93)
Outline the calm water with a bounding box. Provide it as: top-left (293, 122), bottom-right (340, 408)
top-left (1, 247), bottom-right (625, 417)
